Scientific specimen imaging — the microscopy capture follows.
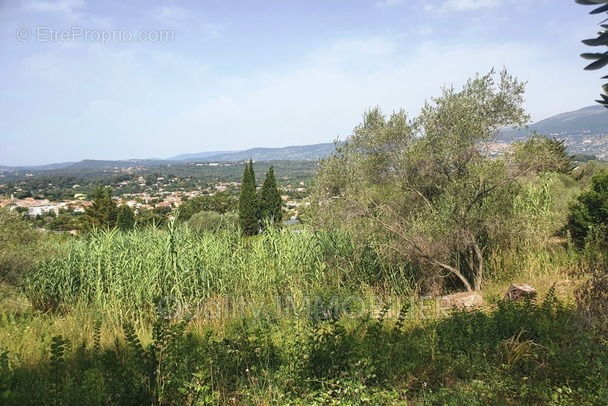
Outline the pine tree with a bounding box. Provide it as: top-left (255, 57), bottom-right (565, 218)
top-left (259, 165), bottom-right (283, 227)
top-left (84, 186), bottom-right (119, 230)
top-left (238, 160), bottom-right (260, 236)
top-left (117, 204), bottom-right (135, 231)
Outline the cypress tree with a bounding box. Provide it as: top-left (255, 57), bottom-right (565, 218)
top-left (259, 165), bottom-right (283, 226)
top-left (238, 160), bottom-right (260, 236)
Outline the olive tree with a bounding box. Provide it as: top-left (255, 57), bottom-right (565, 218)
top-left (313, 69), bottom-right (531, 292)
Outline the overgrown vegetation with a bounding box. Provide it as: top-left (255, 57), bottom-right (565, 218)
top-left (312, 70), bottom-right (571, 293)
top-left (0, 208), bottom-right (56, 283)
top-left (2, 283), bottom-right (607, 404)
top-left (1, 70), bottom-right (608, 404)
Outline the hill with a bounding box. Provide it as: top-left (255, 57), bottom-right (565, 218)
top-left (186, 143), bottom-right (338, 162)
top-left (167, 151), bottom-right (238, 161)
top-left (499, 105), bottom-right (608, 159)
top-left (65, 159), bottom-right (170, 170)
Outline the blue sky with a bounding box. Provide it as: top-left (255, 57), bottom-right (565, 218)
top-left (0, 0), bottom-right (602, 166)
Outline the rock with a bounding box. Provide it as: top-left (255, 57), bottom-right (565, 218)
top-left (440, 291), bottom-right (484, 310)
top-left (504, 284), bottom-right (537, 302)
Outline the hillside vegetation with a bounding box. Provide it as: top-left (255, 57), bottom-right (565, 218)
top-left (1, 70), bottom-right (608, 405)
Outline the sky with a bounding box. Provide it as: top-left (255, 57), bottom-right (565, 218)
top-left (0, 0), bottom-right (603, 166)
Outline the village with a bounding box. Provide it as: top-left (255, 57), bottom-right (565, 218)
top-left (0, 169), bottom-right (311, 231)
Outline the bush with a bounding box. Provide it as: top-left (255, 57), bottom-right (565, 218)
top-left (0, 208), bottom-right (54, 284)
top-left (566, 170), bottom-right (608, 249)
top-left (187, 211), bottom-right (237, 233)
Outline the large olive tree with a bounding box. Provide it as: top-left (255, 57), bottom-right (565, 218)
top-left (313, 70), bottom-right (532, 292)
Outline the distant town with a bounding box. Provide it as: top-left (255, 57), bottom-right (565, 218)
top-left (0, 160), bottom-right (316, 232)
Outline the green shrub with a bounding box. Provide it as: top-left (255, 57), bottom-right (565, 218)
top-left (0, 208), bottom-right (55, 284)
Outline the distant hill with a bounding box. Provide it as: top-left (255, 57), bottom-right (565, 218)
top-left (65, 159), bottom-right (170, 170)
top-left (531, 105), bottom-right (608, 134)
top-left (500, 105), bottom-right (608, 140)
top-left (186, 143), bottom-right (338, 162)
top-left (0, 162), bottom-right (76, 171)
top-left (498, 105), bottom-right (608, 159)
top-left (167, 151), bottom-right (238, 161)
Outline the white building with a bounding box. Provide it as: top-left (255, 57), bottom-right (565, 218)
top-left (28, 205), bottom-right (59, 217)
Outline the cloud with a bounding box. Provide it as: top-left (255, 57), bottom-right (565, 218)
top-left (441, 0), bottom-right (499, 11)
top-left (374, 0), bottom-right (404, 8)
top-left (412, 25), bottom-right (434, 36)
top-left (12, 33), bottom-right (591, 161)
top-left (167, 37), bottom-right (584, 157)
top-left (156, 5), bottom-right (189, 21)
top-left (152, 5), bottom-right (223, 42)
top-left (21, 0), bottom-right (85, 19)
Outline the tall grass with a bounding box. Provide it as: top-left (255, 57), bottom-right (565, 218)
top-left (24, 222), bottom-right (402, 324)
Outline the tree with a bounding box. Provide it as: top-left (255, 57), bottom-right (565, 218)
top-left (117, 204), bottom-right (135, 231)
top-left (84, 186), bottom-right (119, 230)
top-left (178, 191), bottom-right (237, 221)
top-left (313, 69), bottom-right (530, 292)
top-left (136, 207), bottom-right (168, 228)
top-left (576, 0), bottom-right (608, 107)
top-left (566, 170), bottom-right (608, 248)
top-left (259, 165), bottom-right (283, 226)
top-left (0, 208), bottom-right (54, 283)
top-left (512, 134), bottom-right (575, 175)
top-left (238, 160), bottom-right (260, 236)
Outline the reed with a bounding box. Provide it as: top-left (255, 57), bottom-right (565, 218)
top-left (24, 223), bottom-right (380, 324)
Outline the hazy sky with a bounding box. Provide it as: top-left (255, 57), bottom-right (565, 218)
top-left (0, 0), bottom-right (603, 166)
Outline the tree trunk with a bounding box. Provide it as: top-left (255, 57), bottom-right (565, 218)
top-left (431, 260), bottom-right (473, 292)
top-left (472, 240), bottom-right (484, 291)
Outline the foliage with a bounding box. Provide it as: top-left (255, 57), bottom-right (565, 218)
top-left (177, 191), bottom-right (237, 222)
top-left (259, 165), bottom-right (283, 225)
top-left (2, 288), bottom-right (608, 404)
top-left (136, 207), bottom-right (169, 228)
top-left (116, 204), bottom-right (135, 232)
top-left (0, 208), bottom-right (55, 284)
top-left (45, 212), bottom-right (84, 232)
top-left (83, 186), bottom-right (119, 230)
top-left (313, 69), bottom-right (532, 292)
top-left (566, 170), bottom-right (608, 248)
top-left (576, 257), bottom-right (608, 336)
top-left (0, 160), bottom-right (316, 203)
top-left (238, 160), bottom-right (260, 236)
top-left (512, 134), bottom-right (575, 175)
top-left (186, 210), bottom-right (237, 233)
top-left (576, 0), bottom-right (608, 107)
top-left (24, 224), bottom-right (385, 322)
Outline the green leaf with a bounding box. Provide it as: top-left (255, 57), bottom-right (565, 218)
top-left (581, 52), bottom-right (608, 60)
top-left (582, 31), bottom-right (608, 46)
top-left (584, 56), bottom-right (608, 70)
top-left (590, 3), bottom-right (608, 14)
top-left (576, 1), bottom-right (608, 5)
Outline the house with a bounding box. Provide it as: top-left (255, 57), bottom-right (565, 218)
top-left (28, 204), bottom-right (59, 217)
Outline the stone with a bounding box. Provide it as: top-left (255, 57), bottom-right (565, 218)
top-left (504, 284), bottom-right (537, 302)
top-left (440, 291), bottom-right (484, 310)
